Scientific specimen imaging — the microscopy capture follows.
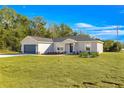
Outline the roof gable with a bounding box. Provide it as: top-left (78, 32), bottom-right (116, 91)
top-left (21, 36), bottom-right (38, 44)
top-left (26, 36), bottom-right (53, 42)
top-left (63, 38), bottom-right (77, 43)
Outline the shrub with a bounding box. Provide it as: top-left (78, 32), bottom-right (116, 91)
top-left (79, 52), bottom-right (89, 58)
top-left (90, 52), bottom-right (99, 58)
top-left (79, 52), bottom-right (99, 58)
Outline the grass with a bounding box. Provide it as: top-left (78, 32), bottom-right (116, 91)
top-left (0, 49), bottom-right (19, 54)
top-left (0, 52), bottom-right (124, 88)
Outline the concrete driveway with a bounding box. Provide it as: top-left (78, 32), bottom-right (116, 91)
top-left (0, 54), bottom-right (65, 58)
top-left (0, 54), bottom-right (29, 58)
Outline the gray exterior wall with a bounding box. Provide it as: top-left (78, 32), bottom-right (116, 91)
top-left (53, 41), bottom-right (103, 53)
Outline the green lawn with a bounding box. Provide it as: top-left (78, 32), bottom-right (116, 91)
top-left (0, 52), bottom-right (124, 88)
top-left (0, 50), bottom-right (19, 54)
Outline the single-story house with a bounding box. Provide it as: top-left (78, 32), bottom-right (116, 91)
top-left (21, 35), bottom-right (103, 54)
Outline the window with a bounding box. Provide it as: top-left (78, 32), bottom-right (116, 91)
top-left (57, 48), bottom-right (60, 50)
top-left (60, 47), bottom-right (63, 50)
top-left (85, 43), bottom-right (91, 52)
top-left (57, 47), bottom-right (63, 51)
top-left (86, 47), bottom-right (90, 51)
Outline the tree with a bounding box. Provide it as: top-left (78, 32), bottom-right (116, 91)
top-left (103, 40), bottom-right (114, 52)
top-left (0, 7), bottom-right (30, 51)
top-left (103, 40), bottom-right (122, 52)
top-left (47, 23), bottom-right (75, 38)
top-left (47, 23), bottom-right (60, 38)
top-left (111, 42), bottom-right (122, 52)
top-left (30, 16), bottom-right (46, 37)
top-left (72, 32), bottom-right (79, 36)
top-left (59, 24), bottom-right (73, 37)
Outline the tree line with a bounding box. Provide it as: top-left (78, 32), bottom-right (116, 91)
top-left (0, 7), bottom-right (80, 51)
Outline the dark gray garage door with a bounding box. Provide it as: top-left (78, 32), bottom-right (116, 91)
top-left (24, 45), bottom-right (36, 54)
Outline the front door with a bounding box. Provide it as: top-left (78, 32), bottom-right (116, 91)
top-left (69, 44), bottom-right (73, 53)
top-left (65, 43), bottom-right (74, 54)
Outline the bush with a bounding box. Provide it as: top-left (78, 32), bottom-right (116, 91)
top-left (79, 52), bottom-right (99, 58)
top-left (79, 52), bottom-right (89, 58)
top-left (90, 52), bottom-right (99, 58)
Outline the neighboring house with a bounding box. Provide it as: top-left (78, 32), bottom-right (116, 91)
top-left (21, 35), bottom-right (103, 54)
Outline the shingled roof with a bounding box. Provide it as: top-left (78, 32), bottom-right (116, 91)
top-left (30, 36), bottom-right (53, 42)
top-left (29, 35), bottom-right (99, 42)
top-left (52, 35), bottom-right (98, 42)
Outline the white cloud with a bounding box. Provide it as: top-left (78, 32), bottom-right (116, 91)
top-left (86, 25), bottom-right (124, 31)
top-left (75, 22), bottom-right (124, 31)
top-left (92, 30), bottom-right (124, 41)
top-left (75, 23), bottom-right (95, 28)
top-left (91, 30), bottom-right (124, 36)
top-left (74, 22), bottom-right (124, 41)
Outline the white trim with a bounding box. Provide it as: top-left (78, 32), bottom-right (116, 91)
top-left (77, 41), bottom-right (104, 43)
top-left (62, 38), bottom-right (77, 43)
top-left (54, 40), bottom-right (103, 43)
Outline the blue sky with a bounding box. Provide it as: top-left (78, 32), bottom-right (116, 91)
top-left (0, 5), bottom-right (124, 42)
